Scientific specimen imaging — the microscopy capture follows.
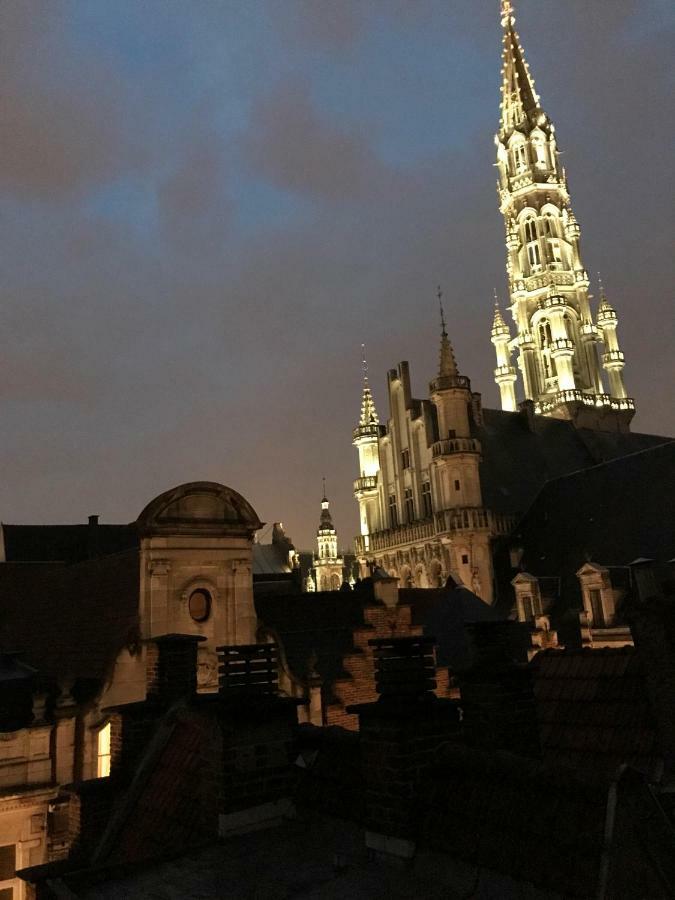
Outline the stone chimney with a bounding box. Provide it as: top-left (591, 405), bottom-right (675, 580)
top-left (349, 636), bottom-right (460, 861)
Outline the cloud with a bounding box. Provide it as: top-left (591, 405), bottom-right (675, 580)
top-left (240, 77), bottom-right (395, 202)
top-left (0, 0), bottom-right (148, 198)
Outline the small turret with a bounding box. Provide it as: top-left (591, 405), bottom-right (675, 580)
top-left (353, 346), bottom-right (383, 554)
top-left (491, 292), bottom-right (517, 412)
top-left (312, 482), bottom-right (344, 592)
top-left (596, 276), bottom-right (628, 400)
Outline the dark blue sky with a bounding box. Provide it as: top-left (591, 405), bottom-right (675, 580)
top-left (1, 0), bottom-right (674, 549)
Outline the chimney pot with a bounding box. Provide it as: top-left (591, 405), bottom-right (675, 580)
top-left (88, 515), bottom-right (99, 526)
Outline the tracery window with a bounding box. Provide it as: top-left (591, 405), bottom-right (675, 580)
top-left (524, 219), bottom-right (537, 243)
top-left (404, 488), bottom-right (414, 523)
top-left (514, 144), bottom-right (528, 173)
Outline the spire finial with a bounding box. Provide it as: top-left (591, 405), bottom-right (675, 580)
top-left (493, 288), bottom-right (500, 310)
top-left (501, 0), bottom-right (514, 27)
top-left (438, 285), bottom-right (447, 337)
top-left (357, 344), bottom-right (380, 428)
top-left (597, 271), bottom-right (605, 299)
top-left (322, 477), bottom-right (327, 502)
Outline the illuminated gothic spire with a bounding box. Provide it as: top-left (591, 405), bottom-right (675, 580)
top-left (492, 1), bottom-right (633, 424)
top-left (437, 287), bottom-right (458, 378)
top-left (359, 344), bottom-right (379, 426)
top-left (499, 0), bottom-right (543, 137)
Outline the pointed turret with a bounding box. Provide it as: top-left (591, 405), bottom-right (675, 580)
top-left (438, 295), bottom-right (458, 379)
top-left (595, 276), bottom-right (628, 401)
top-left (359, 345), bottom-right (380, 427)
top-left (499, 0), bottom-right (545, 138)
top-left (312, 484), bottom-right (344, 592)
top-left (352, 346), bottom-right (383, 556)
top-left (491, 292), bottom-right (517, 412)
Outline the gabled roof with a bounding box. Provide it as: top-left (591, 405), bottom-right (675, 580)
top-left (476, 407), bottom-right (670, 518)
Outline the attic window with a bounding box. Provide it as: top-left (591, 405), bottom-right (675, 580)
top-left (189, 589), bottom-right (211, 623)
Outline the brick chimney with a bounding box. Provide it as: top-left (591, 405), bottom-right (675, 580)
top-left (349, 636), bottom-right (460, 861)
top-left (216, 643), bottom-right (298, 837)
top-left (459, 621), bottom-right (541, 758)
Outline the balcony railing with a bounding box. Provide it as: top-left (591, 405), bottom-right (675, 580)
top-left (494, 365), bottom-right (516, 382)
top-left (353, 475), bottom-right (378, 493)
top-left (432, 437), bottom-right (482, 459)
top-left (550, 338), bottom-right (575, 355)
top-left (353, 506), bottom-right (516, 555)
top-left (534, 390), bottom-right (635, 415)
top-left (602, 350), bottom-right (625, 368)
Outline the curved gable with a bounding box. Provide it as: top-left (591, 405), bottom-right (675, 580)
top-left (137, 482), bottom-right (263, 536)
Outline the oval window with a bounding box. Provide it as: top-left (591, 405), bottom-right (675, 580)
top-left (188, 588), bottom-right (211, 622)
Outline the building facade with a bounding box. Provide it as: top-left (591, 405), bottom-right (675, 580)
top-left (352, 1), bottom-right (651, 599)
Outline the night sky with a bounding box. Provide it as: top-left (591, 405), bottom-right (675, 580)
top-left (1, 0), bottom-right (674, 551)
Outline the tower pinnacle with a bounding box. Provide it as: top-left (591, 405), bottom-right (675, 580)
top-left (499, 0), bottom-right (542, 138)
top-left (358, 344), bottom-right (380, 427)
top-left (437, 287), bottom-right (458, 379)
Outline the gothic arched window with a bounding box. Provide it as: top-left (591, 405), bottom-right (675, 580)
top-left (524, 219), bottom-right (537, 243)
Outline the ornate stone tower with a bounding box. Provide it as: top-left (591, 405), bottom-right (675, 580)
top-left (353, 347), bottom-right (384, 553)
top-left (429, 300), bottom-right (492, 602)
top-left (493, 0), bottom-right (633, 430)
top-left (312, 485), bottom-right (345, 591)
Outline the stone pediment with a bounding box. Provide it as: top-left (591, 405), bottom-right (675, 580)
top-left (137, 482), bottom-right (263, 537)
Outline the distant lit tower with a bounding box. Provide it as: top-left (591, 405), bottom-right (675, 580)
top-left (352, 346), bottom-right (384, 557)
top-left (493, 0), bottom-right (633, 429)
top-left (312, 482), bottom-right (344, 591)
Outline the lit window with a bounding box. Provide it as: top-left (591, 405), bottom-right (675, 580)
top-left (588, 589), bottom-right (605, 627)
top-left (188, 589), bottom-right (211, 622)
top-left (97, 723), bottom-right (111, 778)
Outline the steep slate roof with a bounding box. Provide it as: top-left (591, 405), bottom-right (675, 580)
top-left (475, 407), bottom-right (670, 518)
top-left (1, 524), bottom-right (138, 563)
top-left (532, 648), bottom-right (660, 777)
top-left (0, 550), bottom-right (140, 686)
top-left (418, 746), bottom-right (675, 898)
top-left (516, 441), bottom-right (675, 578)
